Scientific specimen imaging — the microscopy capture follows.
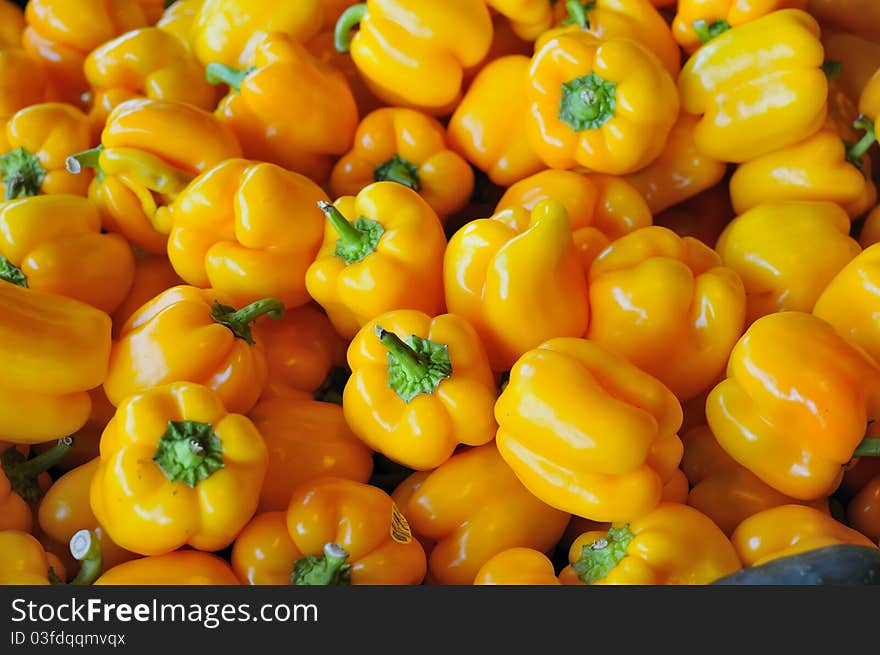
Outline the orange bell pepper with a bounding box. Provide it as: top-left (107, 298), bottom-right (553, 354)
top-left (112, 252), bottom-right (184, 336)
top-left (0, 439), bottom-right (69, 532)
top-left (393, 443), bottom-right (570, 585)
top-left (0, 48), bottom-right (48, 121)
top-left (474, 548), bottom-right (562, 585)
top-left (0, 0), bottom-right (24, 47)
top-left (95, 551), bottom-right (239, 585)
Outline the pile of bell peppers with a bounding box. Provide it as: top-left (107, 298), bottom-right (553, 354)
top-left (4, 0), bottom-right (880, 587)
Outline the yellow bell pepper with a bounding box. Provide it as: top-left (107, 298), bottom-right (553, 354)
top-left (305, 183), bottom-right (447, 340)
top-left (672, 0), bottom-right (807, 54)
top-left (587, 225), bottom-right (746, 401)
top-left (807, 0), bottom-right (880, 44)
top-left (559, 503), bottom-right (742, 584)
top-left (0, 439), bottom-right (69, 532)
top-left (495, 337), bottom-right (685, 522)
top-left (248, 394), bottom-right (374, 512)
top-left (32, 388), bottom-right (115, 472)
top-left (0, 0), bottom-right (24, 48)
top-left (91, 381), bottom-right (269, 556)
top-left (393, 442), bottom-right (570, 585)
top-left (0, 48), bottom-right (48, 121)
top-left (861, 71), bottom-right (880, 122)
top-left (0, 194), bottom-right (135, 314)
top-left (191, 0), bottom-right (323, 69)
top-left (625, 113), bottom-right (728, 215)
top-left (716, 201), bottom-right (861, 324)
top-left (526, 31), bottom-right (679, 175)
top-left (0, 529), bottom-right (102, 585)
top-left (448, 55), bottom-right (544, 188)
top-left (157, 0), bottom-right (202, 49)
top-left (444, 200), bottom-right (589, 372)
top-left (163, 160), bottom-right (328, 309)
top-left (104, 285), bottom-right (284, 415)
top-left (333, 0), bottom-right (493, 114)
top-left (474, 547), bottom-right (562, 585)
top-left (330, 108), bottom-right (473, 221)
top-left (111, 252), bottom-right (183, 335)
top-left (95, 551), bottom-right (239, 585)
top-left (487, 0), bottom-right (554, 41)
top-left (495, 169), bottom-right (653, 275)
top-left (207, 33), bottom-right (359, 183)
top-left (731, 504), bottom-right (877, 567)
top-left (84, 27), bottom-right (219, 134)
top-left (706, 311), bottom-right (880, 501)
top-left (0, 282), bottom-right (111, 444)
top-left (1, 102), bottom-right (92, 200)
top-left (343, 309), bottom-right (497, 471)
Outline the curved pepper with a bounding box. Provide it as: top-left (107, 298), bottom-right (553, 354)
top-left (32, 388), bottom-right (114, 472)
top-left (0, 195), bottom-right (134, 314)
top-left (305, 183), bottom-right (446, 340)
top-left (496, 337), bottom-right (684, 522)
top-left (95, 551), bottom-right (239, 585)
top-left (444, 200), bottom-right (589, 372)
top-left (474, 548), bottom-right (562, 585)
top-left (84, 27), bottom-right (219, 134)
top-left (682, 425), bottom-right (829, 536)
top-left (191, 0), bottom-right (323, 69)
top-left (706, 311), bottom-right (880, 501)
top-left (486, 0), bottom-right (554, 41)
top-left (587, 225), bottom-right (746, 401)
top-left (448, 55), bottom-right (544, 188)
top-left (207, 33), bottom-right (358, 183)
top-left (156, 0), bottom-right (201, 49)
top-left (0, 48), bottom-right (48, 122)
top-left (91, 381), bottom-right (269, 556)
top-left (1, 103), bottom-right (92, 200)
top-left (0, 282), bottom-right (111, 444)
top-left (731, 504), bottom-right (876, 567)
top-left (0, 0), bottom-right (23, 47)
top-left (305, 28), bottom-right (383, 118)
top-left (0, 439), bottom-right (69, 532)
top-left (104, 285), bottom-right (283, 415)
top-left (559, 503), bottom-right (742, 584)
top-left (22, 0), bottom-right (150, 104)
top-left (716, 201), bottom-right (861, 324)
top-left (0, 529), bottom-right (101, 585)
top-left (526, 31), bottom-right (679, 174)
top-left (333, 0), bottom-right (493, 114)
top-left (625, 113), bottom-right (728, 215)
top-left (861, 70), bottom-right (880, 121)
top-left (678, 9), bottom-right (828, 163)
top-left (112, 252), bottom-right (183, 336)
top-left (807, 0), bottom-right (880, 43)
top-left (494, 169), bottom-right (653, 275)
top-left (343, 309), bottom-right (497, 471)
top-left (248, 394), bottom-right (374, 512)
top-left (393, 443), bottom-right (570, 585)
top-left (163, 159), bottom-right (328, 309)
top-left (330, 108), bottom-right (473, 220)
top-left (672, 0), bottom-right (807, 54)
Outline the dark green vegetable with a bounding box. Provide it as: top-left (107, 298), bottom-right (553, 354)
top-left (713, 545), bottom-right (880, 585)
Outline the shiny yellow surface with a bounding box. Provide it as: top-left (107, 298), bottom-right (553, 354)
top-left (95, 551), bottom-right (240, 585)
top-left (0, 530), bottom-right (51, 585)
top-left (673, 0), bottom-right (807, 53)
top-left (474, 548), bottom-right (561, 585)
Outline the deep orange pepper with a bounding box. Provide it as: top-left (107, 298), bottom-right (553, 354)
top-left (95, 551), bottom-right (240, 585)
top-left (474, 548), bottom-right (562, 585)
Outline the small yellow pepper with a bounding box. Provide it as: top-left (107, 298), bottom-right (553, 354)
top-left (95, 551), bottom-right (239, 585)
top-left (474, 548), bottom-right (562, 585)
top-left (444, 200), bottom-right (589, 372)
top-left (0, 48), bottom-right (48, 121)
top-left (496, 337), bottom-right (684, 522)
top-left (0, 439), bottom-right (69, 532)
top-left (91, 381), bottom-right (269, 556)
top-left (33, 388), bottom-right (115, 472)
top-left (393, 443), bottom-right (570, 585)
top-left (716, 201), bottom-right (861, 324)
top-left (860, 68), bottom-right (880, 122)
top-left (0, 530), bottom-right (103, 585)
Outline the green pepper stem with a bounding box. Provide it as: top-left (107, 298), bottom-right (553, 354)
top-left (822, 60), bottom-right (843, 81)
top-left (69, 529), bottom-right (102, 586)
top-left (692, 19), bottom-right (731, 44)
top-left (0, 255), bottom-right (26, 288)
top-left (334, 3), bottom-right (367, 53)
top-left (2, 438), bottom-right (72, 503)
top-left (205, 63), bottom-right (253, 93)
top-left (377, 326), bottom-right (429, 381)
top-left (319, 200), bottom-right (362, 243)
top-left (292, 543), bottom-right (352, 586)
top-left (65, 145), bottom-right (103, 175)
top-left (211, 298), bottom-right (285, 345)
top-left (853, 437), bottom-right (880, 458)
top-left (1, 147), bottom-right (46, 200)
top-left (373, 155), bottom-right (421, 191)
top-left (563, 0), bottom-right (594, 28)
top-left (846, 115), bottom-right (877, 168)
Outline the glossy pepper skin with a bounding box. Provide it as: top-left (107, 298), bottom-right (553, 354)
top-left (333, 0), bottom-right (493, 114)
top-left (526, 31), bottom-right (679, 175)
top-left (22, 0), bottom-right (150, 104)
top-left (847, 475), bottom-right (880, 543)
top-left (495, 338), bottom-right (684, 523)
top-left (343, 309), bottom-right (497, 471)
top-left (248, 394), bottom-right (374, 513)
top-left (587, 226), bottom-right (746, 401)
top-left (330, 108), bottom-right (473, 220)
top-left (474, 548), bottom-right (562, 585)
top-left (0, 439), bottom-right (68, 532)
top-left (716, 202), bottom-right (861, 324)
top-left (485, 0), bottom-right (554, 41)
top-left (104, 285), bottom-right (284, 415)
top-left (672, 0), bottom-right (807, 54)
top-left (163, 160), bottom-right (327, 309)
top-left (156, 0), bottom-right (201, 49)
top-left (807, 0), bottom-right (880, 43)
top-left (444, 200), bottom-right (589, 372)
top-left (678, 9), bottom-right (828, 163)
top-left (191, 0), bottom-right (323, 69)
top-left (448, 55), bottom-right (544, 188)
top-left (860, 70), bottom-right (880, 122)
top-left (84, 27), bottom-right (219, 134)
top-left (706, 311), bottom-right (880, 501)
top-left (494, 170), bottom-right (653, 276)
top-left (393, 443), bottom-right (570, 586)
top-left (559, 503), bottom-right (742, 585)
top-left (305, 183), bottom-right (446, 340)
top-left (0, 530), bottom-right (59, 585)
top-left (95, 551), bottom-right (239, 585)
top-left (1, 103), bottom-right (92, 200)
top-left (91, 382), bottom-right (269, 557)
top-left (0, 194), bottom-right (135, 314)
top-left (625, 113), bottom-right (728, 215)
top-left (0, 48), bottom-right (48, 122)
top-left (111, 252), bottom-right (184, 336)
top-left (682, 425), bottom-right (829, 536)
top-left (0, 282), bottom-right (111, 444)
top-left (731, 504), bottom-right (876, 567)
top-left (207, 33), bottom-right (358, 183)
